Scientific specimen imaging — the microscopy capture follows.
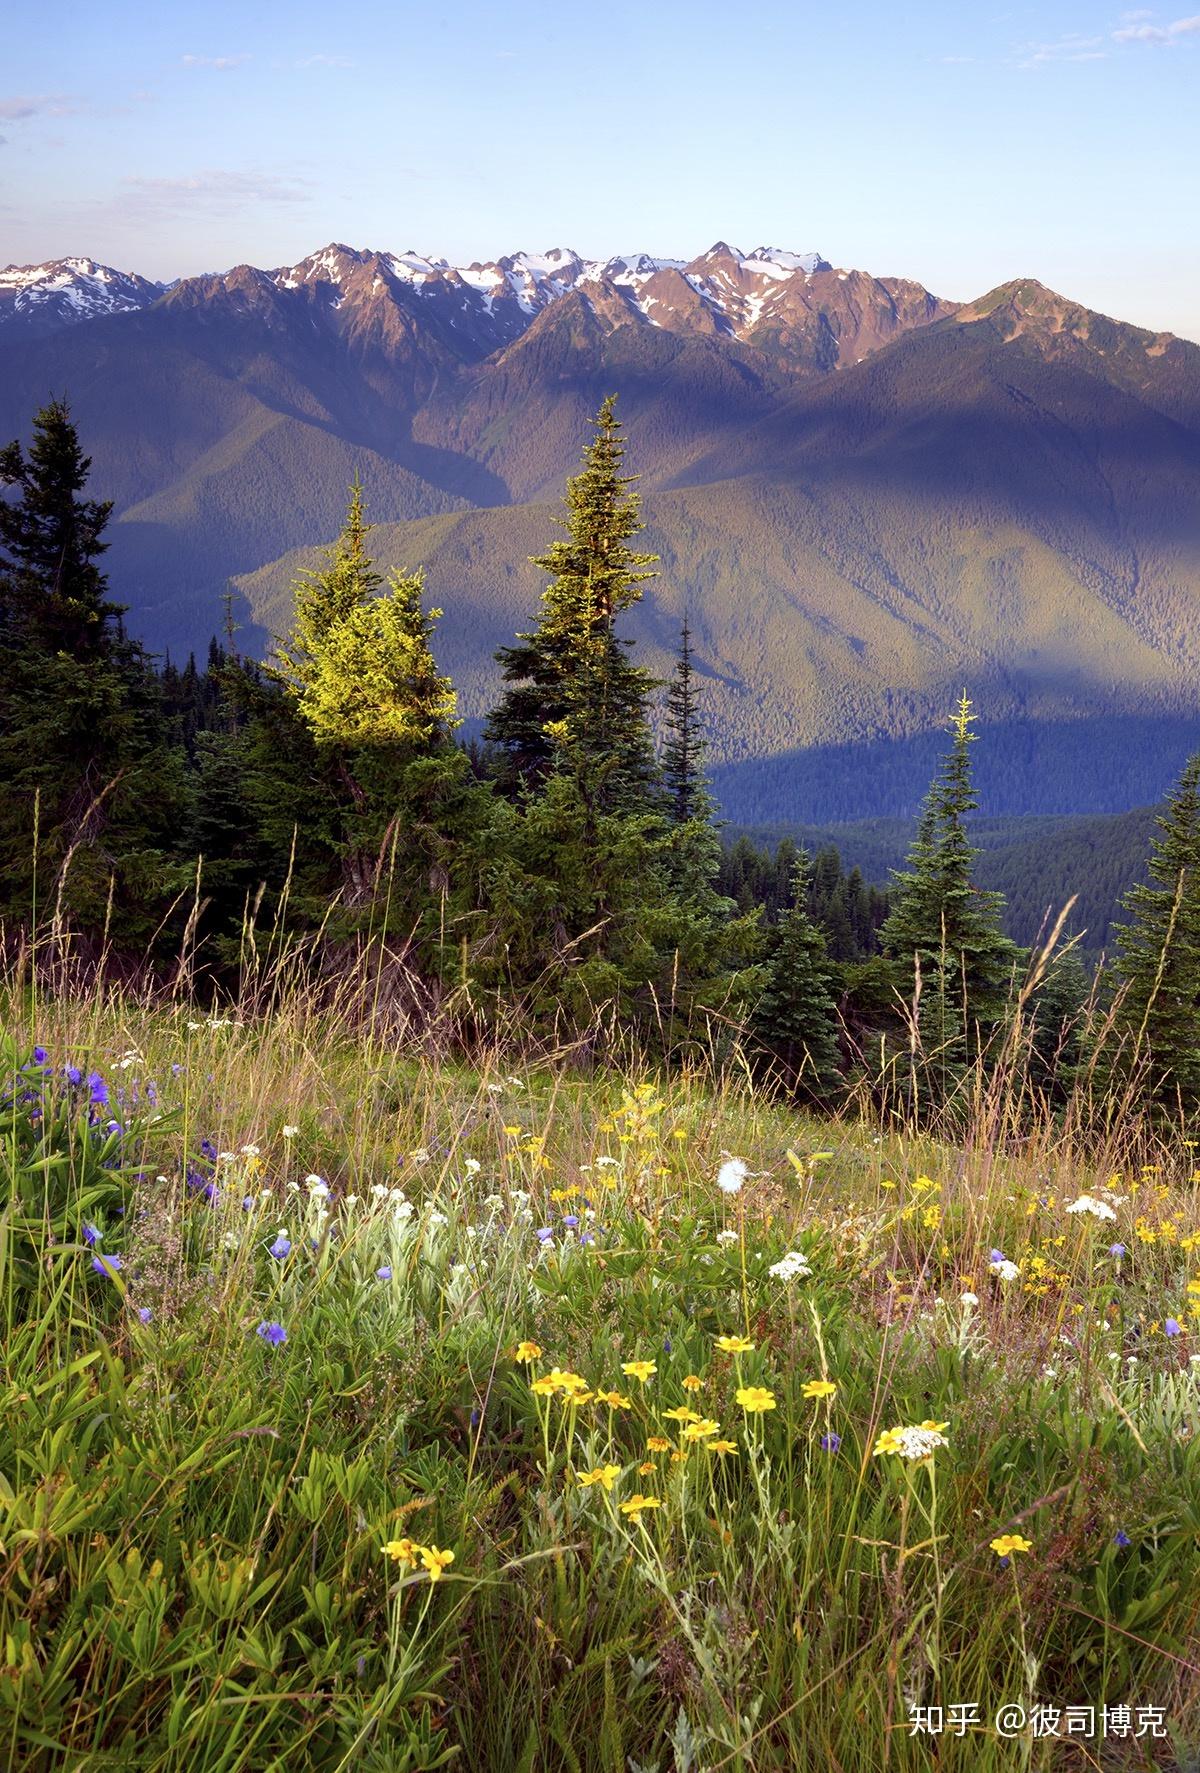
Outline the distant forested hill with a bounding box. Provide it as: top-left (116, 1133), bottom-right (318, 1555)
top-left (730, 806), bottom-right (1159, 959)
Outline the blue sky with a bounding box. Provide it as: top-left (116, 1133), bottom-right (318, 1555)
top-left (3, 0), bottom-right (1198, 338)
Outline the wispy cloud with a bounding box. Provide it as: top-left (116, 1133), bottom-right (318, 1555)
top-left (180, 54), bottom-right (251, 72)
top-left (1112, 11), bottom-right (1200, 40)
top-left (294, 54), bottom-right (354, 69)
top-left (116, 168), bottom-right (313, 219)
top-left (0, 93), bottom-right (77, 120)
top-left (1017, 33), bottom-right (1108, 66)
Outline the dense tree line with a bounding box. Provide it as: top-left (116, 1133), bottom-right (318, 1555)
top-left (3, 396), bottom-right (1199, 1126)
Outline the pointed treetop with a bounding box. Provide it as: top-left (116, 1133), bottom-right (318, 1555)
top-left (951, 691), bottom-right (977, 747)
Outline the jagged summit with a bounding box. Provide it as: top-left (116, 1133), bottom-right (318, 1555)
top-left (0, 256), bottom-right (162, 336)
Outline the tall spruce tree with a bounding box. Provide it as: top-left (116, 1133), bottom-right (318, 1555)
top-left (251, 481), bottom-right (496, 936)
top-left (881, 695), bottom-right (1018, 1103)
top-left (486, 394), bottom-right (660, 815)
top-left (1110, 753), bottom-right (1200, 1117)
top-left (752, 853), bottom-right (842, 1099)
top-left (662, 615), bottom-right (713, 825)
top-left (0, 399), bottom-right (183, 937)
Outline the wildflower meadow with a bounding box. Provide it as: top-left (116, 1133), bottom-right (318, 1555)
top-left (3, 988), bottom-right (1199, 1771)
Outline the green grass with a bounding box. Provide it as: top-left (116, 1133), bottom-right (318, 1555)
top-left (2, 988), bottom-right (1199, 1770)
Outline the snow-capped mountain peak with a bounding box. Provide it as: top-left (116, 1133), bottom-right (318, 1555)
top-left (0, 256), bottom-right (162, 335)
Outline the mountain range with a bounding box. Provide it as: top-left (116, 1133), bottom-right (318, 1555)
top-left (2, 238), bottom-right (1199, 823)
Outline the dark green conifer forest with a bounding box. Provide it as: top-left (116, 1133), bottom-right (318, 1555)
top-left (3, 393), bottom-right (1198, 1124)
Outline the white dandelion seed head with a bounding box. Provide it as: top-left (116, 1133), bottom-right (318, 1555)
top-left (717, 1157), bottom-right (748, 1196)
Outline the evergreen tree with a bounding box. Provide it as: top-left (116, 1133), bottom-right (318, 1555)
top-left (250, 481), bottom-right (497, 948)
top-left (486, 395), bottom-right (660, 815)
top-left (752, 854), bottom-right (842, 1099)
top-left (0, 399), bottom-right (184, 938)
top-left (1109, 753), bottom-right (1200, 1117)
top-left (274, 475), bottom-right (381, 698)
top-left (881, 695), bottom-right (1018, 1105)
top-left (0, 397), bottom-right (119, 658)
top-left (662, 615), bottom-right (713, 825)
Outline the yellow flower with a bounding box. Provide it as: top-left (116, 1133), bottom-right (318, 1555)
top-left (419, 1544), bottom-right (455, 1581)
top-left (503, 1125), bottom-right (522, 1136)
top-left (801, 1379), bottom-right (837, 1400)
top-left (577, 1463), bottom-right (622, 1492)
top-left (595, 1389), bottom-right (632, 1409)
top-left (547, 1368), bottom-right (589, 1394)
top-left (529, 1376), bottom-right (558, 1397)
top-left (637, 1460), bottom-right (656, 1475)
top-left (683, 1418), bottom-right (721, 1440)
top-left (735, 1385), bottom-right (777, 1414)
top-left (550, 1186), bottom-right (578, 1202)
top-left (559, 1389), bottom-right (594, 1407)
top-left (513, 1340), bottom-right (543, 1363)
top-left (681, 1374), bottom-right (703, 1392)
top-left (708, 1439), bottom-right (739, 1456)
top-left (622, 1359), bottom-right (657, 1383)
top-left (646, 1435), bottom-right (671, 1453)
top-left (872, 1428), bottom-right (905, 1457)
top-left (715, 1335), bottom-right (755, 1354)
top-left (382, 1537), bottom-right (420, 1567)
top-left (619, 1493), bottom-right (662, 1518)
top-left (662, 1405), bottom-right (701, 1424)
top-left (671, 1128), bottom-right (688, 1140)
top-left (919, 1419), bottom-right (950, 1433)
top-left (990, 1535), bottom-right (1033, 1558)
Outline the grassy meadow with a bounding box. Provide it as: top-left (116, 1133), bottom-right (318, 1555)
top-left (3, 972), bottom-right (1200, 1772)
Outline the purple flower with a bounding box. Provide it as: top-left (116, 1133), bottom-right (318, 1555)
top-left (663, 1336), bottom-right (672, 1354)
top-left (137, 1306), bottom-right (153, 1324)
top-left (242, 1195), bottom-right (255, 1211)
top-left (1165, 1318), bottom-right (1182, 1337)
top-left (268, 1235), bottom-right (291, 1260)
top-left (88, 1072), bottom-right (109, 1106)
top-left (171, 1062), bottom-right (183, 1076)
top-left (820, 1432), bottom-right (842, 1453)
top-left (580, 1232), bottom-right (595, 1246)
top-left (997, 1555), bottom-right (1010, 1569)
top-left (562, 1213), bottom-right (579, 1229)
top-left (256, 1321), bottom-right (287, 1346)
top-left (989, 1249), bottom-right (1005, 1265)
top-left (1109, 1243), bottom-right (1127, 1259)
top-left (65, 1065), bottom-right (82, 1087)
top-left (81, 1223), bottom-right (101, 1247)
top-left (200, 1138), bottom-right (218, 1162)
top-left (535, 1226), bottom-right (554, 1243)
top-left (376, 1265), bottom-right (393, 1280)
top-left (105, 1120), bottom-right (123, 1137)
top-left (1114, 1529), bottom-right (1131, 1549)
top-left (203, 1182), bottom-right (220, 1205)
top-left (91, 1252), bottom-right (122, 1277)
top-left (32, 1045), bottom-right (47, 1065)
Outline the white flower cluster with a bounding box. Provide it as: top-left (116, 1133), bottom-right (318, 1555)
top-left (1065, 1194), bottom-right (1118, 1221)
top-left (991, 1257), bottom-right (1021, 1282)
top-left (894, 1425), bottom-right (949, 1460)
top-left (768, 1250), bottom-right (812, 1282)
